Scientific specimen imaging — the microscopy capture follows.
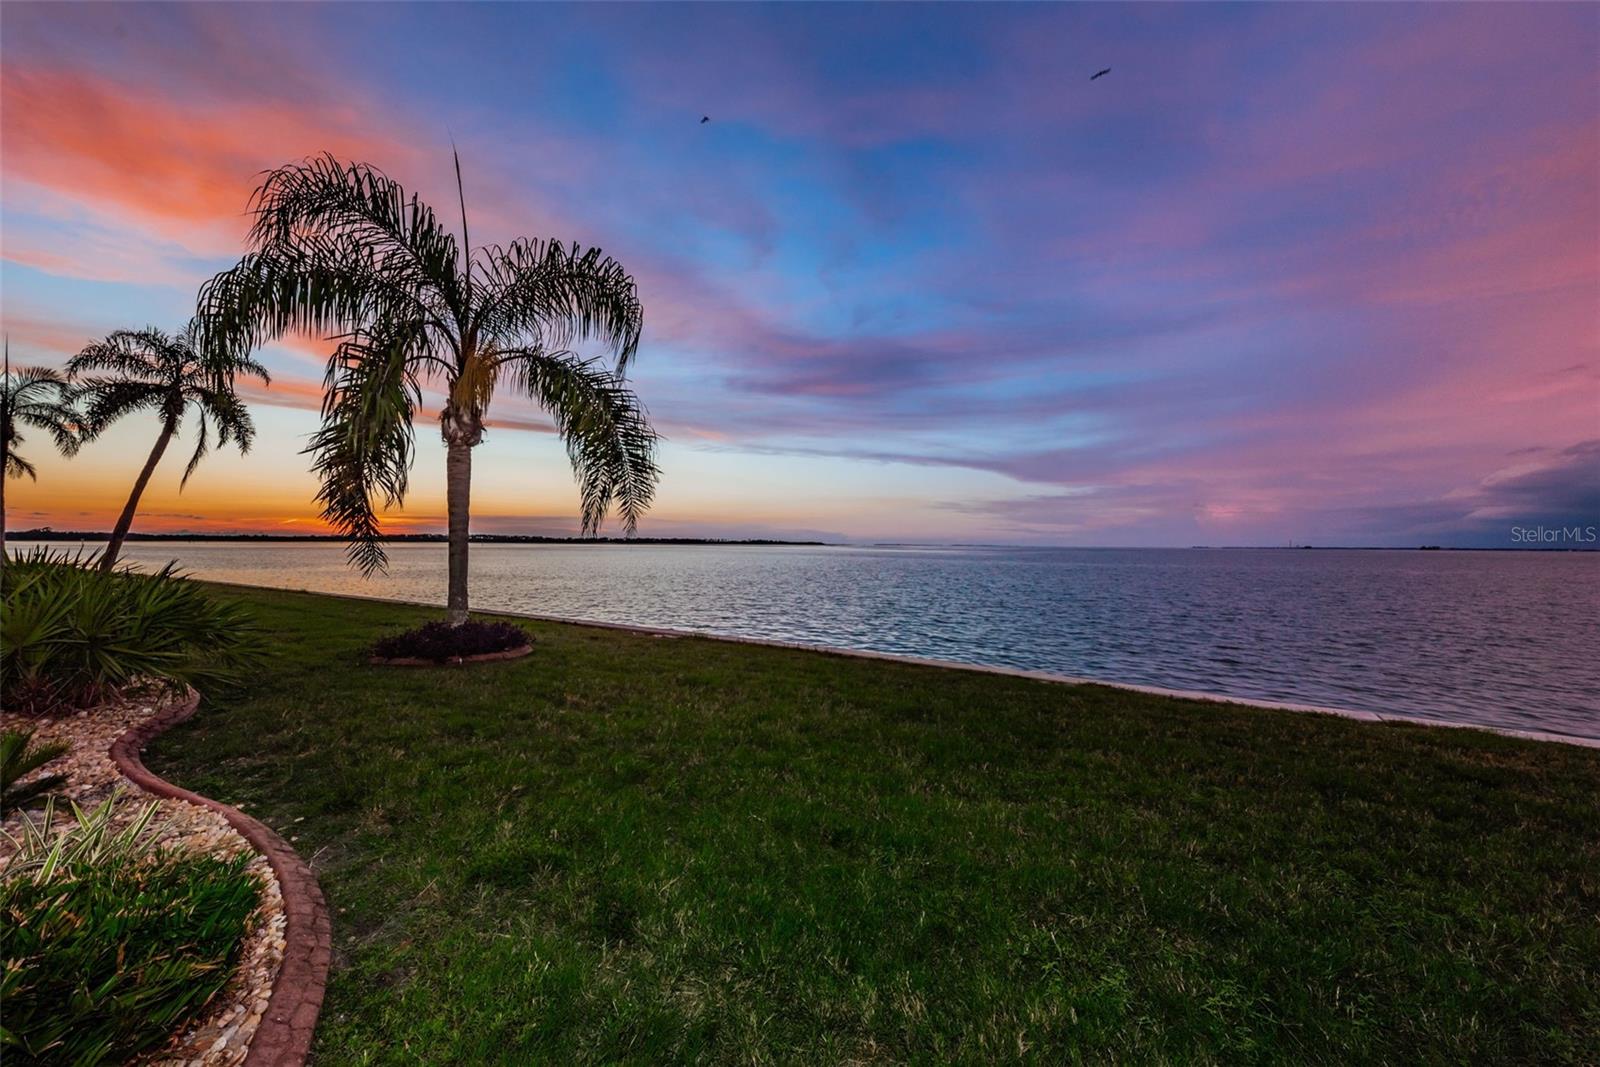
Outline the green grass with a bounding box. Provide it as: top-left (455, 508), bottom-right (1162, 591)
top-left (148, 586), bottom-right (1600, 1065)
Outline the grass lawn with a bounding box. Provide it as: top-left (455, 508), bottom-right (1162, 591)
top-left (148, 586), bottom-right (1600, 1064)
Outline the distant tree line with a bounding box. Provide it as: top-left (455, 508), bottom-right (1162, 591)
top-left (10, 528), bottom-right (824, 547)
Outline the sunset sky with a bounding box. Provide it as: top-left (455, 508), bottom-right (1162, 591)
top-left (2, 2), bottom-right (1595, 546)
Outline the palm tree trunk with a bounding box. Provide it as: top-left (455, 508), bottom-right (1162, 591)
top-left (445, 438), bottom-right (472, 625)
top-left (0, 464), bottom-right (8, 564)
top-left (101, 417), bottom-right (176, 571)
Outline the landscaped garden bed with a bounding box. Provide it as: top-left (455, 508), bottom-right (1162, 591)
top-left (0, 553), bottom-right (322, 1066)
top-left (1, 694), bottom-right (286, 1066)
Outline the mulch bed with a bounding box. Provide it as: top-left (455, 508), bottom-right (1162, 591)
top-left (368, 620), bottom-right (532, 667)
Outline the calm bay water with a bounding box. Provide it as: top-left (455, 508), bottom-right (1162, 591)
top-left (31, 542), bottom-right (1599, 740)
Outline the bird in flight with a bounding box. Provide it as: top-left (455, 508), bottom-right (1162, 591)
top-left (700, 115), bottom-right (711, 124)
top-left (1090, 68), bottom-right (1111, 81)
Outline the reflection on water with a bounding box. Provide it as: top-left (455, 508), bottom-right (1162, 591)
top-left (38, 541), bottom-right (1600, 739)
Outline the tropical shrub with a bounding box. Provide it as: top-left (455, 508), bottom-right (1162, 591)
top-left (371, 619), bottom-right (530, 662)
top-left (1, 795), bottom-right (258, 1066)
top-left (0, 548), bottom-right (268, 715)
top-left (0, 729), bottom-right (68, 813)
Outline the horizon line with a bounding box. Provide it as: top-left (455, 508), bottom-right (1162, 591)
top-left (9, 530), bottom-right (1596, 553)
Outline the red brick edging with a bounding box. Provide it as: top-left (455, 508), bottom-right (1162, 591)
top-left (110, 691), bottom-right (331, 1066)
top-left (368, 642), bottom-right (533, 667)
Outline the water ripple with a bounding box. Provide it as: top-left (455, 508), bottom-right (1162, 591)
top-left (84, 542), bottom-right (1600, 740)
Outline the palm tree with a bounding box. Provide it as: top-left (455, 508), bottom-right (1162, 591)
top-left (1, 341), bottom-right (83, 556)
top-left (198, 153), bottom-right (658, 625)
top-left (67, 322), bottom-right (268, 571)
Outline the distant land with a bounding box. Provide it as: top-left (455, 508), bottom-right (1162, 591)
top-left (9, 530), bottom-right (1593, 551)
top-left (9, 529), bottom-right (829, 547)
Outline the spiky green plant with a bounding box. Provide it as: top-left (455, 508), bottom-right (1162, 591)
top-left (0, 729), bottom-right (69, 814)
top-left (1, 548), bottom-right (268, 714)
top-left (199, 152), bottom-right (658, 624)
top-left (0, 790), bottom-right (158, 883)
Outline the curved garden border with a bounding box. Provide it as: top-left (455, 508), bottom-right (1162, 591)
top-left (368, 643), bottom-right (533, 668)
top-left (110, 691), bottom-right (331, 1066)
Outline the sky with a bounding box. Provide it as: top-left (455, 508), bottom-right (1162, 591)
top-left (2, 2), bottom-right (1596, 547)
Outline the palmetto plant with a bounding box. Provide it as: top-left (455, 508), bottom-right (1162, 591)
top-left (1, 548), bottom-right (268, 715)
top-left (0, 729), bottom-right (70, 815)
top-left (68, 322), bottom-right (268, 571)
top-left (1, 342), bottom-right (83, 555)
top-left (199, 153), bottom-right (658, 624)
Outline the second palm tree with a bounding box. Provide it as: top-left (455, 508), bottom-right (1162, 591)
top-left (69, 323), bottom-right (268, 570)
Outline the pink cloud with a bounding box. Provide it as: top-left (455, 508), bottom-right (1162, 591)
top-left (0, 61), bottom-right (429, 268)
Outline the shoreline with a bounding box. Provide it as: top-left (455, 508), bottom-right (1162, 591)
top-left (13, 535), bottom-right (1598, 552)
top-left (195, 578), bottom-right (1600, 751)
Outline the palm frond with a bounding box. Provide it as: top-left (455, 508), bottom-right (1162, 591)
top-left (195, 388), bottom-right (256, 454)
top-left (198, 239), bottom-right (453, 364)
top-left (3, 363), bottom-right (84, 468)
top-left (73, 379), bottom-right (167, 436)
top-left (199, 154), bottom-right (466, 363)
top-left (474, 240), bottom-right (644, 373)
top-left (223, 353), bottom-right (272, 389)
top-left (249, 155), bottom-right (463, 292)
top-left (180, 410), bottom-right (210, 489)
top-left (36, 403), bottom-right (85, 457)
top-left (6, 451), bottom-right (38, 481)
top-left (178, 318), bottom-right (273, 394)
top-left (1, 729), bottom-right (69, 813)
top-left (5, 365), bottom-right (72, 396)
top-left (304, 324), bottom-right (426, 574)
top-left (501, 348), bottom-right (659, 534)
top-left (64, 329), bottom-right (174, 383)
